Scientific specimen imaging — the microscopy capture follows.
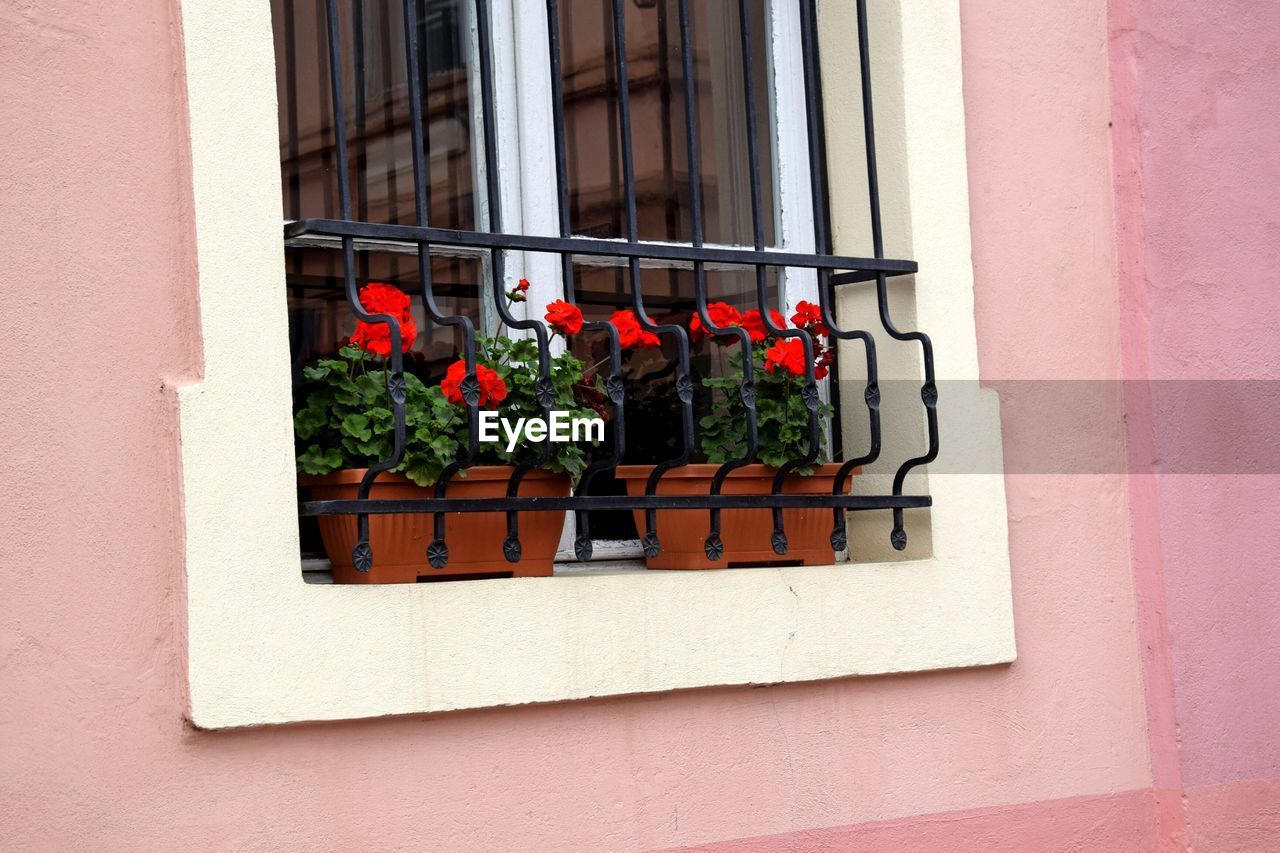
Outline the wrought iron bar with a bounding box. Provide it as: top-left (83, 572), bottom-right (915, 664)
top-left (609, 0), bottom-right (697, 559)
top-left (847, 0), bottom-right (939, 550)
top-left (679, 0), bottom-right (759, 562)
top-left (546, 0), bottom-right (627, 562)
top-left (285, 219), bottom-right (917, 275)
top-left (794, 0), bottom-right (883, 554)
top-left (732, 0), bottom-right (821, 557)
top-left (324, 0), bottom-right (408, 573)
top-left (304, 493), bottom-right (932, 515)
top-left (474, 0), bottom-right (555, 564)
top-left (402, 0), bottom-right (481, 571)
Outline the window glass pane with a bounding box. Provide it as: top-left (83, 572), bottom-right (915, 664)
top-left (273, 0), bottom-right (482, 410)
top-left (272, 0), bottom-right (791, 556)
top-left (558, 0), bottom-right (775, 247)
top-left (273, 1), bottom-right (482, 560)
top-left (274, 0), bottom-right (477, 229)
top-left (285, 248), bottom-right (481, 384)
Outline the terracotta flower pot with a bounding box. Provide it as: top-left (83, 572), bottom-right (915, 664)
top-left (300, 467), bottom-right (570, 583)
top-left (614, 463), bottom-right (852, 570)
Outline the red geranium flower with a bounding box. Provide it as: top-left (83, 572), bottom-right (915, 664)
top-left (350, 281), bottom-right (419, 356)
top-left (351, 316), bottom-right (418, 357)
top-left (609, 309), bottom-right (661, 350)
top-left (764, 338), bottom-right (808, 377)
top-left (477, 365), bottom-right (508, 405)
top-left (739, 308), bottom-right (787, 344)
top-left (516, 278), bottom-right (531, 293)
top-left (440, 360), bottom-right (508, 408)
top-left (545, 299), bottom-right (584, 335)
top-left (359, 281), bottom-right (411, 314)
top-left (790, 300), bottom-right (829, 338)
top-left (350, 282), bottom-right (417, 356)
top-left (689, 301), bottom-right (743, 345)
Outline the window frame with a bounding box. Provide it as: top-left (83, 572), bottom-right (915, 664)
top-left (176, 0), bottom-right (1016, 729)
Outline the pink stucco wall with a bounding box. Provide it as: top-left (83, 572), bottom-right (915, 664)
top-left (1112, 0), bottom-right (1280, 790)
top-left (0, 0), bottom-right (1275, 850)
top-left (1109, 1), bottom-right (1280, 847)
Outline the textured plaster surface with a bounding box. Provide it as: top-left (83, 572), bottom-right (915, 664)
top-left (1185, 779), bottom-right (1280, 852)
top-left (1110, 0), bottom-right (1280, 794)
top-left (669, 788), bottom-right (1162, 852)
top-left (0, 0), bottom-right (1167, 851)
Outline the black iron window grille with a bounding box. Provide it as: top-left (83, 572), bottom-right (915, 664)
top-left (291, 0), bottom-right (937, 571)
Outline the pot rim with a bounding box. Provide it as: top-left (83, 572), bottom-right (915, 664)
top-left (299, 465), bottom-right (570, 486)
top-left (613, 462), bottom-right (854, 479)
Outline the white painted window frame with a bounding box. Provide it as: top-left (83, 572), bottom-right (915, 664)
top-left (176, 0), bottom-right (1015, 728)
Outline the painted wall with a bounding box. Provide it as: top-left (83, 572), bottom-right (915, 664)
top-left (1110, 0), bottom-right (1280, 847)
top-left (0, 0), bottom-right (1272, 852)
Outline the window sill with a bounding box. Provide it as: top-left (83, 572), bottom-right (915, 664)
top-left (301, 556), bottom-right (658, 583)
top-left (185, 516), bottom-right (1015, 729)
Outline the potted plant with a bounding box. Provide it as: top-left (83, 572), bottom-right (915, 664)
top-left (616, 301), bottom-right (849, 569)
top-left (294, 281), bottom-right (601, 583)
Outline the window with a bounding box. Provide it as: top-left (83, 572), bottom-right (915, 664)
top-left (274, 0), bottom-right (932, 578)
top-left (177, 0), bottom-right (1013, 728)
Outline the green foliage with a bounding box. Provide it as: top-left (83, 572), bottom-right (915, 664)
top-left (294, 339), bottom-right (601, 487)
top-left (698, 351), bottom-right (833, 474)
top-left (473, 334), bottom-right (600, 479)
top-left (294, 345), bottom-right (465, 487)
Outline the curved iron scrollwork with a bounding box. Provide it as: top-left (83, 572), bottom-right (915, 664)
top-left (298, 0), bottom-right (936, 570)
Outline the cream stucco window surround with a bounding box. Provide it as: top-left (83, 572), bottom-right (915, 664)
top-left (176, 0), bottom-right (1014, 729)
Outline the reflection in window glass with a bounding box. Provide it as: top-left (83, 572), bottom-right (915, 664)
top-left (274, 0), bottom-right (477, 229)
top-left (273, 0), bottom-right (483, 379)
top-left (558, 0), bottom-right (775, 246)
top-left (272, 0), bottom-right (791, 550)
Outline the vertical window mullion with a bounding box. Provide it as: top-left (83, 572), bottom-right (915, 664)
top-left (507, 0), bottom-right (563, 327)
top-left (768, 0), bottom-right (830, 456)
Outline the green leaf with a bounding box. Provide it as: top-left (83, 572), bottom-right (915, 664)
top-left (297, 444), bottom-right (344, 475)
top-left (293, 405), bottom-right (329, 440)
top-left (341, 413), bottom-right (372, 442)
